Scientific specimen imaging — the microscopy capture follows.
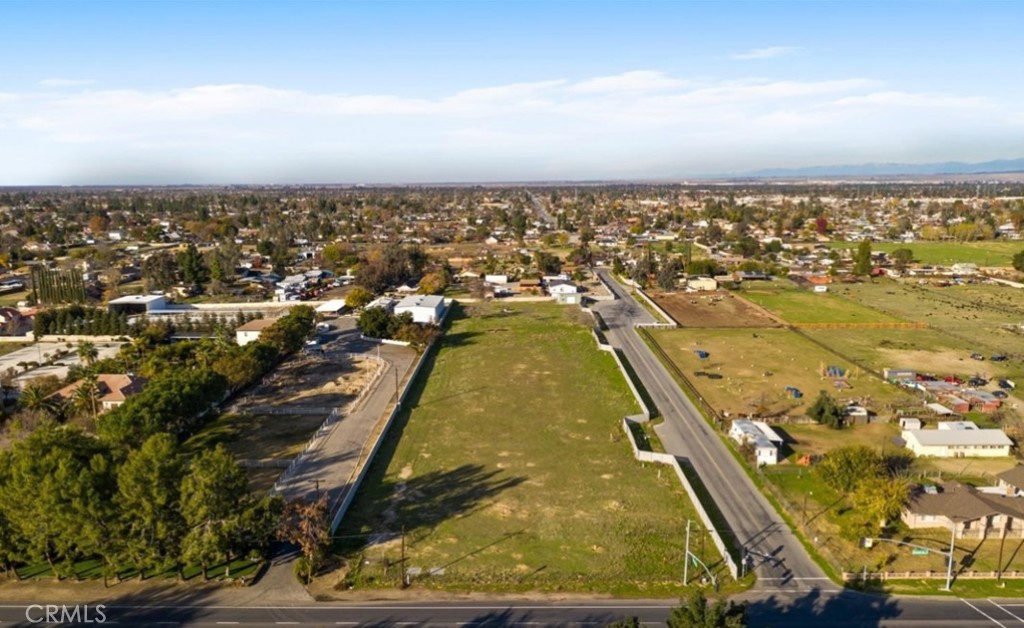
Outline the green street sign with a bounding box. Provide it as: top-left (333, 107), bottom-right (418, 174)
top-left (911, 548), bottom-right (929, 556)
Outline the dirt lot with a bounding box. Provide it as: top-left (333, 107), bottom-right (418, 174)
top-left (649, 328), bottom-right (916, 420)
top-left (229, 352), bottom-right (378, 412)
top-left (650, 290), bottom-right (781, 327)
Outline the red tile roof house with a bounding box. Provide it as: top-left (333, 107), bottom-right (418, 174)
top-left (49, 374), bottom-right (147, 413)
top-left (903, 481), bottom-right (1024, 539)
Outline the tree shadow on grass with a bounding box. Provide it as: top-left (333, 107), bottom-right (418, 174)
top-left (385, 463), bottom-right (526, 533)
top-left (439, 330), bottom-right (481, 348)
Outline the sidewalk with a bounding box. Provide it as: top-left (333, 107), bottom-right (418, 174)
top-left (248, 342), bottom-right (417, 601)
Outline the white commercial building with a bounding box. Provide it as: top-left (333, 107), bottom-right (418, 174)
top-left (687, 276), bottom-right (718, 292)
top-left (394, 294), bottom-right (445, 324)
top-left (902, 421), bottom-right (1013, 458)
top-left (107, 294), bottom-right (167, 315)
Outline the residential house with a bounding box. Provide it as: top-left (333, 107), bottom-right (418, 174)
top-left (547, 280), bottom-right (580, 304)
top-left (903, 481), bottom-right (1024, 539)
top-left (50, 374), bottom-right (147, 413)
top-left (235, 317), bottom-right (278, 346)
top-left (996, 466), bottom-right (1024, 498)
top-left (728, 419), bottom-right (782, 466)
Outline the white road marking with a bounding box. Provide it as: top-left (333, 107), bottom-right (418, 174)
top-left (962, 599), bottom-right (1008, 628)
top-left (758, 577), bottom-right (833, 580)
top-left (988, 600), bottom-right (1024, 623)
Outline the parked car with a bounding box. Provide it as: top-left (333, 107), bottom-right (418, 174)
top-left (967, 377), bottom-right (988, 387)
top-left (993, 390), bottom-right (1009, 399)
top-left (970, 353), bottom-right (985, 361)
top-left (998, 379), bottom-right (1016, 390)
top-left (991, 354), bottom-right (1008, 362)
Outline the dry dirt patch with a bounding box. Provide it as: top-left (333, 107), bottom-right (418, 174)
top-left (651, 290), bottom-right (782, 327)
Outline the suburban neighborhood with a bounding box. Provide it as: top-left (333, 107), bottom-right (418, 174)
top-left (5, 0), bottom-right (1024, 624)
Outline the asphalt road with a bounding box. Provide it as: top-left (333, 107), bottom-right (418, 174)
top-left (2, 592), bottom-right (1024, 626)
top-left (591, 270), bottom-right (826, 592)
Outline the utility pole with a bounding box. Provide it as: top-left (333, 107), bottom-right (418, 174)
top-left (400, 525), bottom-right (408, 588)
top-left (998, 530), bottom-right (1007, 586)
top-left (683, 519), bottom-right (691, 585)
top-left (944, 523), bottom-right (956, 591)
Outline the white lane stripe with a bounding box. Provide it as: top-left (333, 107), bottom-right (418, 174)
top-left (988, 600), bottom-right (1024, 623)
top-left (758, 577), bottom-right (833, 580)
top-left (962, 599), bottom-right (1008, 628)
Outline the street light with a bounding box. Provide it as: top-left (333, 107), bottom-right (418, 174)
top-left (862, 527), bottom-right (957, 591)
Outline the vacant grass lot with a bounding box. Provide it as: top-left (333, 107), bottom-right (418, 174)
top-left (331, 302), bottom-right (713, 596)
top-left (648, 328), bottom-right (915, 419)
top-left (740, 282), bottom-right (901, 325)
top-left (187, 412), bottom-right (326, 492)
top-left (829, 241), bottom-right (1024, 267)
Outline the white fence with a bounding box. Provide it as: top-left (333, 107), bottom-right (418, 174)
top-left (622, 417), bottom-right (740, 579)
top-left (582, 295), bottom-right (737, 579)
top-left (583, 311), bottom-right (650, 421)
top-left (328, 303), bottom-right (454, 533)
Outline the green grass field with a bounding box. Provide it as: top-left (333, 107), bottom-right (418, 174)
top-left (829, 241), bottom-right (1024, 267)
top-left (187, 412), bottom-right (326, 492)
top-left (332, 302), bottom-right (717, 596)
top-left (829, 281), bottom-right (1024, 378)
top-left (647, 327), bottom-right (915, 420)
top-left (740, 283), bottom-right (901, 325)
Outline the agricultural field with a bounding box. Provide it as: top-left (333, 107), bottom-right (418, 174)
top-left (649, 290), bottom-right (781, 327)
top-left (647, 328), bottom-right (916, 421)
top-left (801, 327), bottom-right (1022, 383)
top-left (325, 302), bottom-right (715, 596)
top-left (830, 241), bottom-right (1024, 267)
top-left (832, 281), bottom-right (1024, 355)
top-left (740, 281), bottom-right (902, 326)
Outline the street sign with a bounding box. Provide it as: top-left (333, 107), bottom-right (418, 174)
top-left (912, 548), bottom-right (929, 556)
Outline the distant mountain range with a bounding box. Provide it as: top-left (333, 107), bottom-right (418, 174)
top-left (727, 157), bottom-right (1024, 178)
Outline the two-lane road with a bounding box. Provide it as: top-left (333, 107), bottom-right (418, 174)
top-left (592, 270), bottom-right (827, 592)
top-left (2, 593), bottom-right (1024, 626)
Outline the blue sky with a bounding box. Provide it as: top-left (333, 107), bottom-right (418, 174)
top-left (1, 0), bottom-right (1022, 184)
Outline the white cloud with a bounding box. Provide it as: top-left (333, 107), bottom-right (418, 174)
top-left (732, 46), bottom-right (802, 61)
top-left (38, 78), bottom-right (96, 87)
top-left (0, 70), bottom-right (1020, 183)
top-left (568, 71), bottom-right (688, 93)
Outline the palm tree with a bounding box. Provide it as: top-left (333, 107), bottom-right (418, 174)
top-left (76, 340), bottom-right (99, 369)
top-left (18, 384), bottom-right (59, 418)
top-left (72, 375), bottom-right (101, 420)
